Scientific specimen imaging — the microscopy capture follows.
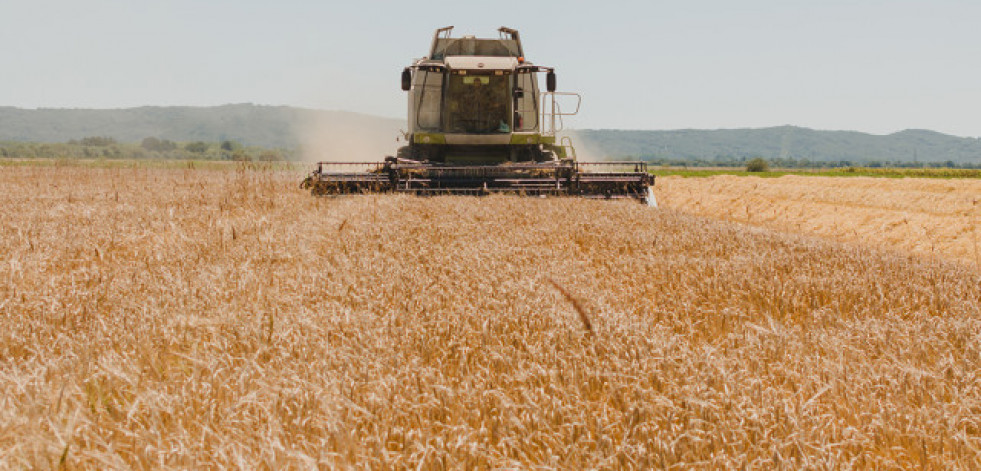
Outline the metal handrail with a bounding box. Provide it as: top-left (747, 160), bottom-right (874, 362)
top-left (540, 92), bottom-right (582, 136)
top-left (577, 161), bottom-right (649, 173)
top-left (394, 163), bottom-right (571, 171)
top-left (315, 162), bottom-right (387, 173)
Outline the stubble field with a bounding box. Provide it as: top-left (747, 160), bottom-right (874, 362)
top-left (1, 165), bottom-right (980, 469)
top-left (654, 175), bottom-right (981, 266)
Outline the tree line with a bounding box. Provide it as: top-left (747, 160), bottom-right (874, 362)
top-left (0, 137), bottom-right (295, 161)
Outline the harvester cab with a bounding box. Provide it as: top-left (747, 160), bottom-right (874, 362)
top-left (303, 26), bottom-right (655, 203)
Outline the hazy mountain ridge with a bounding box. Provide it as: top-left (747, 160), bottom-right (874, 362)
top-left (576, 126), bottom-right (981, 164)
top-left (0, 104), bottom-right (404, 150)
top-left (1, 105), bottom-right (978, 164)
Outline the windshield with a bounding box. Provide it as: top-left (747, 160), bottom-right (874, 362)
top-left (444, 73), bottom-right (510, 134)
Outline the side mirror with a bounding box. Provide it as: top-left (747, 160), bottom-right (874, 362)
top-left (546, 71), bottom-right (556, 92)
top-left (401, 68), bottom-right (412, 91)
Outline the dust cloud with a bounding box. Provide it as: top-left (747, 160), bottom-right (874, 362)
top-left (564, 131), bottom-right (605, 162)
top-left (295, 110), bottom-right (405, 163)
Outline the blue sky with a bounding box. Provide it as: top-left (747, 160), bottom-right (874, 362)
top-left (2, 0), bottom-right (979, 136)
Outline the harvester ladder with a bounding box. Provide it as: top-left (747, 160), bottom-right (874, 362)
top-left (559, 136), bottom-right (577, 160)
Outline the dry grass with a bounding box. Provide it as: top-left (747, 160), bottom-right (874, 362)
top-left (1, 166), bottom-right (979, 469)
top-left (655, 175), bottom-right (981, 267)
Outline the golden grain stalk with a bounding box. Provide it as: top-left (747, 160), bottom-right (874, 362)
top-left (0, 164), bottom-right (978, 469)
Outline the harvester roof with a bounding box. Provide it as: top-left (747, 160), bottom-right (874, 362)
top-left (444, 56), bottom-right (519, 71)
top-left (429, 26), bottom-right (524, 60)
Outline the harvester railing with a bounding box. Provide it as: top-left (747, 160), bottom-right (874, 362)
top-left (314, 161), bottom-right (387, 173)
top-left (306, 160), bottom-right (654, 202)
top-left (576, 161), bottom-right (650, 174)
top-left (541, 92), bottom-right (581, 137)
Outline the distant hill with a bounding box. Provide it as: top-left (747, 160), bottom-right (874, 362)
top-left (574, 127), bottom-right (981, 165)
top-left (1, 105), bottom-right (979, 164)
top-left (0, 104), bottom-right (405, 161)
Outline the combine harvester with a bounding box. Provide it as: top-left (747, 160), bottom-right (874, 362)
top-left (303, 26), bottom-right (655, 204)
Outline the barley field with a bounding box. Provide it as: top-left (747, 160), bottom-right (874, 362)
top-left (1, 166), bottom-right (979, 469)
top-left (655, 175), bottom-right (981, 267)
